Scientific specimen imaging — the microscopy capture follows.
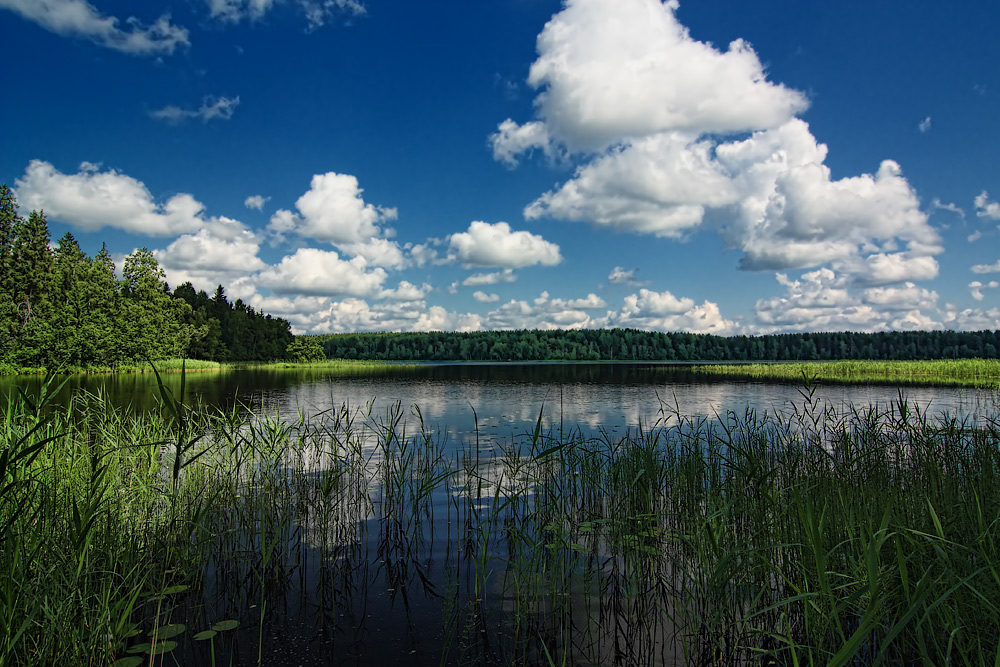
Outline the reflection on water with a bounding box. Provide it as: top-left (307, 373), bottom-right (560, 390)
top-left (10, 363), bottom-right (1000, 666)
top-left (5, 363), bottom-right (997, 446)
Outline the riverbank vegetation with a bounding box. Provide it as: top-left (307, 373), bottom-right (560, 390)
top-left (694, 359), bottom-right (1000, 387)
top-left (319, 328), bottom-right (1000, 363)
top-left (3, 376), bottom-right (1000, 665)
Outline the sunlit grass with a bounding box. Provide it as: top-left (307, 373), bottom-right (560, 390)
top-left (0, 357), bottom-right (403, 377)
top-left (693, 358), bottom-right (1000, 386)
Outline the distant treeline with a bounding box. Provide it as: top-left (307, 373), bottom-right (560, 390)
top-left (320, 328), bottom-right (1000, 362)
top-left (0, 185), bottom-right (293, 369)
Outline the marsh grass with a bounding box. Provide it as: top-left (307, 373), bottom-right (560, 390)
top-left (0, 357), bottom-right (405, 377)
top-left (692, 358), bottom-right (1000, 387)
top-left (2, 374), bottom-right (1000, 665)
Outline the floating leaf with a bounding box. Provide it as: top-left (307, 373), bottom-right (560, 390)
top-left (126, 643), bottom-right (151, 654)
top-left (150, 640), bottom-right (178, 655)
top-left (112, 658), bottom-right (144, 667)
top-left (149, 623), bottom-right (186, 640)
top-left (194, 630), bottom-right (218, 641)
top-left (161, 585), bottom-right (189, 595)
top-left (212, 619), bottom-right (240, 632)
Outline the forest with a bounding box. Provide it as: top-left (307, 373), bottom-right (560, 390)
top-left (319, 328), bottom-right (1000, 362)
top-left (0, 185), bottom-right (293, 370)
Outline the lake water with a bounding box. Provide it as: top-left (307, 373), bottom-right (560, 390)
top-left (5, 362), bottom-right (997, 435)
top-left (9, 363), bottom-right (999, 666)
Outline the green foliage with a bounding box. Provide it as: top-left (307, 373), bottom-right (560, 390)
top-left (4, 380), bottom-right (1000, 665)
top-left (173, 282), bottom-right (293, 362)
top-left (0, 185), bottom-right (294, 371)
top-left (284, 336), bottom-right (326, 362)
top-left (320, 328), bottom-right (1000, 363)
top-left (694, 358), bottom-right (1000, 386)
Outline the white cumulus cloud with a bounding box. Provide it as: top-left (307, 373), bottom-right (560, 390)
top-left (448, 221), bottom-right (561, 268)
top-left (244, 195), bottom-right (268, 210)
top-left (268, 172), bottom-right (397, 244)
top-left (473, 291), bottom-right (500, 303)
top-left (752, 269), bottom-right (942, 333)
top-left (975, 191), bottom-right (1000, 220)
top-left (462, 269), bottom-right (517, 286)
top-left (0, 0), bottom-right (189, 55)
top-left (501, 0), bottom-right (807, 154)
top-left (971, 260), bottom-right (1000, 275)
top-left (256, 247), bottom-right (387, 297)
top-left (496, 0), bottom-right (941, 288)
top-left (608, 288), bottom-right (733, 334)
top-left (14, 160), bottom-right (206, 236)
top-left (969, 281), bottom-right (1000, 301)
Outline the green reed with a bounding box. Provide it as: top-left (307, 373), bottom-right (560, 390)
top-left (2, 374), bottom-right (1000, 665)
top-left (692, 358), bottom-right (1000, 387)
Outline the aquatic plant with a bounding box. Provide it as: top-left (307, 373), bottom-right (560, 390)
top-left (2, 374), bottom-right (999, 665)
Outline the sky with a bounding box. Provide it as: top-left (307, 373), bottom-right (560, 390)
top-left (1, 0), bottom-right (999, 336)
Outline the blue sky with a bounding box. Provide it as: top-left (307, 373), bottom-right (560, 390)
top-left (1, 0), bottom-right (998, 335)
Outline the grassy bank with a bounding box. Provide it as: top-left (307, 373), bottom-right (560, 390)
top-left (0, 357), bottom-right (395, 377)
top-left (692, 358), bottom-right (1000, 387)
top-left (3, 379), bottom-right (1000, 665)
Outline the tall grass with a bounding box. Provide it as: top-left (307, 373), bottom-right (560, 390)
top-left (2, 376), bottom-right (999, 665)
top-left (0, 356), bottom-right (404, 377)
top-left (692, 358), bottom-right (1000, 387)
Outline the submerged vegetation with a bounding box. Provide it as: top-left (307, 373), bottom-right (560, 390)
top-left (694, 358), bottom-right (1000, 387)
top-left (3, 373), bottom-right (1000, 666)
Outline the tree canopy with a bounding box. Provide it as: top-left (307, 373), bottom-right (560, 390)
top-left (0, 185), bottom-right (294, 370)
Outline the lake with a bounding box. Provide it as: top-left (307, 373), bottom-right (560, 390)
top-left (4, 362), bottom-right (997, 444)
top-left (7, 363), bottom-right (1000, 666)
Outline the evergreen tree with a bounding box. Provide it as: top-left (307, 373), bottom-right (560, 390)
top-left (88, 244), bottom-right (124, 365)
top-left (0, 186), bottom-right (19, 364)
top-left (50, 232), bottom-right (89, 366)
top-left (10, 210), bottom-right (55, 365)
top-left (120, 248), bottom-right (193, 361)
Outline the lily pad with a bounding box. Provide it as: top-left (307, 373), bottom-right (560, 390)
top-left (111, 658), bottom-right (144, 667)
top-left (150, 640), bottom-right (178, 655)
top-left (149, 623), bottom-right (186, 640)
top-left (193, 630), bottom-right (218, 641)
top-left (211, 619), bottom-right (240, 632)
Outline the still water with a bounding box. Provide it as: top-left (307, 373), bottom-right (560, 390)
top-left (5, 362), bottom-right (997, 440)
top-left (8, 363), bottom-right (1000, 665)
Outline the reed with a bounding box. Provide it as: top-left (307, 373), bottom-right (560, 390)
top-left (692, 358), bottom-right (1000, 387)
top-left (2, 373), bottom-right (999, 665)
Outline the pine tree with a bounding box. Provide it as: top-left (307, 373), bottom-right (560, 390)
top-left (0, 185), bottom-right (19, 364)
top-left (50, 232), bottom-right (89, 366)
top-left (89, 243), bottom-right (124, 365)
top-left (10, 210), bottom-right (54, 365)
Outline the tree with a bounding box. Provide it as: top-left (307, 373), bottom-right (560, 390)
top-left (49, 232), bottom-right (88, 366)
top-left (119, 248), bottom-right (193, 361)
top-left (9, 210), bottom-right (55, 365)
top-left (285, 337), bottom-right (326, 362)
top-left (0, 186), bottom-right (19, 363)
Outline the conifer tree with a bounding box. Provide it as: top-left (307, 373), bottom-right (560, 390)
top-left (0, 185), bottom-right (19, 364)
top-left (10, 210), bottom-right (54, 365)
top-left (120, 248), bottom-right (193, 361)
